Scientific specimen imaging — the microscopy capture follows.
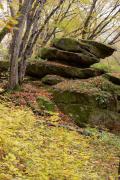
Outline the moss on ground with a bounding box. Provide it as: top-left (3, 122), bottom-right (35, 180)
top-left (37, 96), bottom-right (56, 112)
top-left (0, 102), bottom-right (119, 180)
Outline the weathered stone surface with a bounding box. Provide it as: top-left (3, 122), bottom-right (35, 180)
top-left (42, 75), bottom-right (65, 85)
top-left (26, 60), bottom-right (104, 79)
top-left (104, 73), bottom-right (120, 85)
top-left (52, 38), bottom-right (115, 59)
top-left (0, 60), bottom-right (105, 79)
top-left (40, 47), bottom-right (99, 67)
top-left (53, 76), bottom-right (120, 132)
top-left (81, 39), bottom-right (116, 58)
top-left (51, 38), bottom-right (96, 57)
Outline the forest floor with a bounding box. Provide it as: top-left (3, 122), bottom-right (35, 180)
top-left (0, 76), bottom-right (120, 180)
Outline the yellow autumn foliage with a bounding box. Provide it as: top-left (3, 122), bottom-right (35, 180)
top-left (0, 102), bottom-right (119, 179)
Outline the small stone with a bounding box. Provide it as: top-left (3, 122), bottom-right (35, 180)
top-left (42, 75), bottom-right (65, 85)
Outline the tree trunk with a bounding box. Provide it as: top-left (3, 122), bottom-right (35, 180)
top-left (18, 59), bottom-right (27, 84)
top-left (18, 0), bottom-right (65, 84)
top-left (9, 0), bottom-right (34, 89)
top-left (82, 0), bottom-right (98, 39)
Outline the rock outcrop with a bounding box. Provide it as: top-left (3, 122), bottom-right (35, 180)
top-left (0, 38), bottom-right (118, 132)
top-left (0, 60), bottom-right (105, 80)
top-left (38, 38), bottom-right (115, 85)
top-left (41, 47), bottom-right (99, 67)
top-left (53, 76), bottom-right (120, 132)
top-left (27, 60), bottom-right (105, 79)
top-left (51, 38), bottom-right (116, 59)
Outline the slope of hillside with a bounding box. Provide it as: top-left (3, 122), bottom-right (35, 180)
top-left (0, 82), bottom-right (119, 179)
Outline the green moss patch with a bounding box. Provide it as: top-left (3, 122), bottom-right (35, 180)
top-left (37, 96), bottom-right (56, 112)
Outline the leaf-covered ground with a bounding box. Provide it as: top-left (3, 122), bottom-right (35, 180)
top-left (0, 102), bottom-right (119, 180)
top-left (0, 80), bottom-right (120, 180)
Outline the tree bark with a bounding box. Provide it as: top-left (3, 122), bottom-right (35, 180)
top-left (82, 0), bottom-right (98, 39)
top-left (9, 0), bottom-right (34, 89)
top-left (18, 0), bottom-right (65, 83)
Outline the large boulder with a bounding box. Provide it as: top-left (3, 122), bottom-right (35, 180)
top-left (53, 76), bottom-right (120, 132)
top-left (0, 60), bottom-right (104, 79)
top-left (26, 60), bottom-right (104, 79)
top-left (51, 38), bottom-right (116, 59)
top-left (40, 47), bottom-right (99, 67)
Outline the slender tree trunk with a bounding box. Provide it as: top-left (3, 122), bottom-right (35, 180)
top-left (82, 0), bottom-right (98, 39)
top-left (9, 0), bottom-right (33, 89)
top-left (18, 0), bottom-right (65, 84)
top-left (19, 58), bottom-right (27, 84)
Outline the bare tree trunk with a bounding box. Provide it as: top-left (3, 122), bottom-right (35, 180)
top-left (18, 0), bottom-right (47, 83)
top-left (19, 58), bottom-right (27, 84)
top-left (109, 31), bottom-right (120, 45)
top-left (18, 0), bottom-right (65, 84)
top-left (82, 0), bottom-right (98, 39)
top-left (9, 0), bottom-right (34, 89)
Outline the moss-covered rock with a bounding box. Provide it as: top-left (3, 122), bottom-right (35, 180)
top-left (37, 96), bottom-right (56, 112)
top-left (42, 75), bottom-right (65, 85)
top-left (81, 39), bottom-right (116, 58)
top-left (51, 38), bottom-right (115, 59)
top-left (40, 47), bottom-right (99, 67)
top-left (53, 76), bottom-right (120, 130)
top-left (0, 60), bottom-right (104, 79)
top-left (51, 38), bottom-right (96, 57)
top-left (26, 60), bottom-right (104, 79)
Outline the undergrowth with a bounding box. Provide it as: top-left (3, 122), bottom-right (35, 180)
top-left (0, 102), bottom-right (119, 180)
